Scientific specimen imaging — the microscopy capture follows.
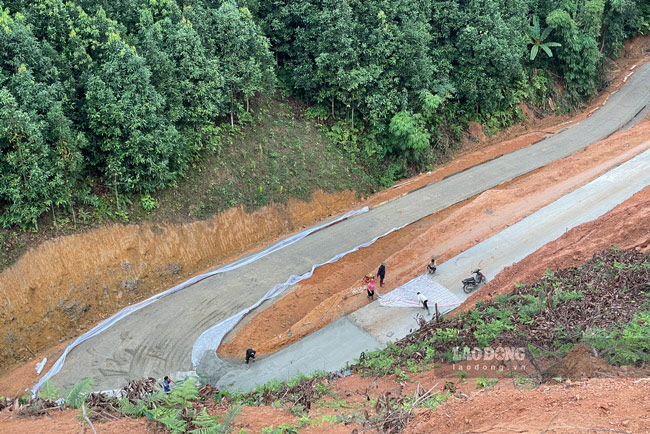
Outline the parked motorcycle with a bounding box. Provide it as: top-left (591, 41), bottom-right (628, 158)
top-left (462, 269), bottom-right (486, 293)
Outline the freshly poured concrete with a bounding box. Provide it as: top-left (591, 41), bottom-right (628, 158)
top-left (50, 63), bottom-right (650, 391)
top-left (215, 148), bottom-right (650, 392)
top-left (211, 317), bottom-right (381, 391)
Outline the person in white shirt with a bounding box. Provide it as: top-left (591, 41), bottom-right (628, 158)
top-left (417, 292), bottom-right (430, 314)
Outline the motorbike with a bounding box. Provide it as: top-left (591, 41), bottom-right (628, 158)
top-left (462, 269), bottom-right (486, 293)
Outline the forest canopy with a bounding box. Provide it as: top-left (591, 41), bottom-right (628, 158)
top-left (0, 0), bottom-right (648, 229)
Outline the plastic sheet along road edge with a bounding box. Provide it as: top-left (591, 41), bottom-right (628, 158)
top-left (32, 207), bottom-right (369, 395)
top-left (191, 222), bottom-right (411, 368)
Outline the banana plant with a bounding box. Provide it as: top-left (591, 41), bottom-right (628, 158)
top-left (528, 15), bottom-right (561, 60)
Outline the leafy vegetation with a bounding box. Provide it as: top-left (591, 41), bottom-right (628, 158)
top-left (528, 15), bottom-right (562, 60)
top-left (27, 378), bottom-right (241, 433)
top-left (0, 0), bottom-right (648, 231)
top-left (474, 376), bottom-right (498, 389)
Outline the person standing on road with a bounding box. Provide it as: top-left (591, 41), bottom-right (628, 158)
top-left (366, 274), bottom-right (376, 300)
top-left (245, 348), bottom-right (256, 364)
top-left (377, 262), bottom-right (386, 287)
top-left (417, 292), bottom-right (430, 314)
top-left (163, 376), bottom-right (172, 393)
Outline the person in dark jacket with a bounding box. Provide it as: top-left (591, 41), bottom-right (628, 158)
top-left (245, 348), bottom-right (256, 364)
top-left (377, 262), bottom-right (386, 287)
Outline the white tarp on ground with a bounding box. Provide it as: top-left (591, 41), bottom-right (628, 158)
top-left (378, 275), bottom-right (461, 312)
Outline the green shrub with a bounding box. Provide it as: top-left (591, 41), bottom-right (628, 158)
top-left (583, 311), bottom-right (650, 365)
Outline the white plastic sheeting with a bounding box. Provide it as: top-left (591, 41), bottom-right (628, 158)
top-left (191, 221), bottom-right (412, 367)
top-left (36, 358), bottom-right (47, 375)
top-left (32, 207), bottom-right (369, 395)
top-left (378, 275), bottom-right (461, 312)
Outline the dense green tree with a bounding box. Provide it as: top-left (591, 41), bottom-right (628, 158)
top-left (547, 4), bottom-right (604, 100)
top-left (83, 34), bottom-right (182, 193)
top-left (0, 8), bottom-right (84, 229)
top-left (136, 13), bottom-right (226, 144)
top-left (600, 0), bottom-right (646, 57)
top-left (211, 0), bottom-right (275, 125)
top-left (388, 111), bottom-right (431, 165)
top-left (443, 0), bottom-right (527, 116)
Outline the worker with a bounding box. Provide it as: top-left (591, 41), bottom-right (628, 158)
top-left (377, 262), bottom-right (386, 287)
top-left (417, 291), bottom-right (430, 314)
top-left (427, 257), bottom-right (437, 274)
top-left (245, 348), bottom-right (256, 364)
top-left (367, 274), bottom-right (376, 300)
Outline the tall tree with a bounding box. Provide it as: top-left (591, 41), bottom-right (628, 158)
top-left (136, 12), bottom-right (226, 146)
top-left (83, 34), bottom-right (182, 193)
top-left (212, 0), bottom-right (275, 126)
top-left (0, 7), bottom-right (84, 229)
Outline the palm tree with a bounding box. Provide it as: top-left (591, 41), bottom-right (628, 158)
top-left (528, 16), bottom-right (561, 60)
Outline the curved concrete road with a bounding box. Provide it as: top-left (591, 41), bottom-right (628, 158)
top-left (50, 62), bottom-right (650, 391)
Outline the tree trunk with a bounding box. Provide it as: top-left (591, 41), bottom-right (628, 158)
top-left (351, 104), bottom-right (354, 128)
top-left (114, 177), bottom-right (120, 211)
top-left (246, 97), bottom-right (250, 113)
top-left (230, 88), bottom-right (235, 127)
top-left (52, 206), bottom-right (58, 231)
top-left (600, 28), bottom-right (607, 53)
top-left (331, 96), bottom-right (335, 117)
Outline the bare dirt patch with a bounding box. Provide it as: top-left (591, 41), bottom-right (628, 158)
top-left (545, 344), bottom-right (617, 381)
top-left (406, 377), bottom-right (650, 433)
top-left (0, 408), bottom-right (156, 434)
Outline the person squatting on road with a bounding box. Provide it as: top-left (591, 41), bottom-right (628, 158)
top-left (377, 262), bottom-right (386, 287)
top-left (427, 257), bottom-right (437, 274)
top-left (417, 291), bottom-right (430, 314)
top-left (365, 274), bottom-right (376, 300)
top-left (245, 348), bottom-right (256, 364)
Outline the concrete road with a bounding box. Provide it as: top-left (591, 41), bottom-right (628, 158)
top-left (216, 147), bottom-right (650, 392)
top-left (49, 62), bottom-right (650, 391)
